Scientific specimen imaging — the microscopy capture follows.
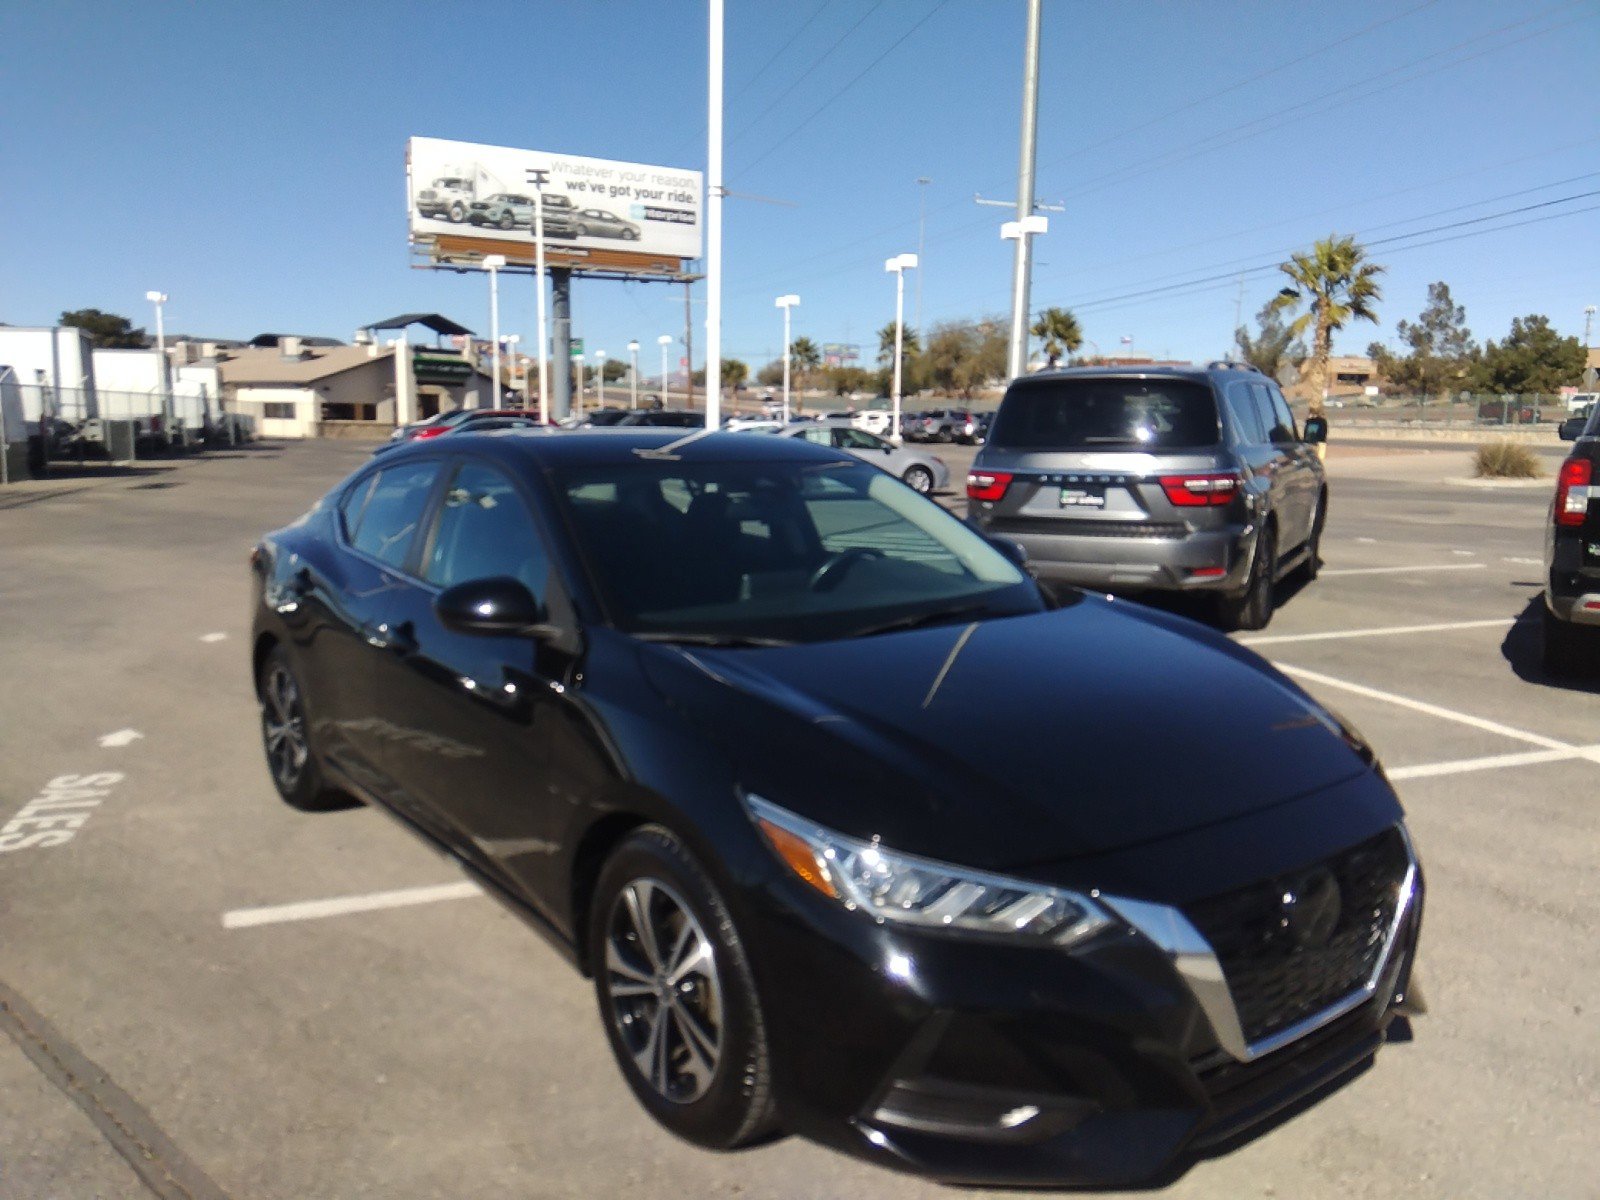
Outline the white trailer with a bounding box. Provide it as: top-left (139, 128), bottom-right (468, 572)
top-left (0, 366), bottom-right (26, 482)
top-left (0, 327), bottom-right (100, 427)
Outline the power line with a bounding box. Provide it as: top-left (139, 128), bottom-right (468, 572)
top-left (730, 0), bottom-right (956, 182)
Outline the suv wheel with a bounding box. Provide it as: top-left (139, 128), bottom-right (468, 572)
top-left (589, 827), bottom-right (777, 1149)
top-left (1542, 605), bottom-right (1599, 677)
top-left (1300, 491), bottom-right (1327, 583)
top-left (257, 647), bottom-right (356, 811)
top-left (448, 202), bottom-right (466, 223)
top-left (902, 465), bottom-right (934, 494)
top-left (1216, 524), bottom-right (1277, 632)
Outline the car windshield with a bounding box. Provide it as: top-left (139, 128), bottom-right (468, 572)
top-left (990, 378), bottom-right (1220, 449)
top-left (552, 458), bottom-right (1037, 642)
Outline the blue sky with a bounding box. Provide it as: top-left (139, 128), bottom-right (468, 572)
top-left (2, 0), bottom-right (1596, 373)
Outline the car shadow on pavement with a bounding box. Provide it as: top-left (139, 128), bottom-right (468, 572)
top-left (1501, 593), bottom-right (1600, 695)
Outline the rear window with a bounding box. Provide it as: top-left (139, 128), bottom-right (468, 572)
top-left (989, 379), bottom-right (1220, 450)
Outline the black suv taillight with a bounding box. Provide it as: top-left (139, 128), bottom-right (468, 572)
top-left (1555, 456), bottom-right (1592, 527)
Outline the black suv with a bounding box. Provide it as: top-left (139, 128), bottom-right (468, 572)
top-left (1545, 403), bottom-right (1600, 673)
top-left (967, 362), bottom-right (1327, 630)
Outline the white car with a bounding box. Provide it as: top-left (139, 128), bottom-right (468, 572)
top-left (849, 410), bottom-right (893, 436)
top-left (724, 418), bottom-right (784, 434)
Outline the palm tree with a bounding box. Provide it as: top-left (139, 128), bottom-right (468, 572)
top-left (1030, 307), bottom-right (1083, 367)
top-left (1270, 235), bottom-right (1384, 410)
top-left (789, 335), bottom-right (821, 391)
top-left (877, 322), bottom-right (920, 366)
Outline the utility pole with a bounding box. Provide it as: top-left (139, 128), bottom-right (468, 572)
top-left (915, 177), bottom-right (931, 337)
top-left (1233, 276), bottom-right (1246, 345)
top-left (704, 0), bottom-right (724, 428)
top-left (628, 340), bottom-right (640, 409)
top-left (1006, 0), bottom-right (1043, 381)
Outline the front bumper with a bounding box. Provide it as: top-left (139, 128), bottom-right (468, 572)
top-left (737, 820), bottom-right (1421, 1188)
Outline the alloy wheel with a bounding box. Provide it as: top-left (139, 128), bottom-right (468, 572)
top-left (261, 663), bottom-right (309, 791)
top-left (604, 878), bottom-right (723, 1104)
top-left (904, 465), bottom-right (933, 494)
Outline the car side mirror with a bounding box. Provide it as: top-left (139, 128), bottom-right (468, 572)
top-left (987, 535), bottom-right (1028, 568)
top-left (434, 577), bottom-right (558, 639)
top-left (1560, 425), bottom-right (1578, 441)
top-left (1303, 417), bottom-right (1328, 444)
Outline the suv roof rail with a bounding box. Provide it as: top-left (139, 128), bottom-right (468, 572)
top-left (1205, 360), bottom-right (1264, 373)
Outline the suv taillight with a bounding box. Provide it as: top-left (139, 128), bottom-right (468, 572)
top-left (967, 471), bottom-right (1013, 502)
top-left (1556, 456), bottom-right (1592, 526)
top-left (1159, 472), bottom-right (1240, 507)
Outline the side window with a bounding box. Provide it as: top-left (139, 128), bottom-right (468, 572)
top-left (801, 427), bottom-right (831, 446)
top-left (1267, 383), bottom-right (1299, 443)
top-left (348, 461), bottom-right (440, 569)
top-left (339, 473), bottom-right (378, 540)
top-left (1250, 383), bottom-right (1293, 444)
top-left (423, 462), bottom-right (551, 598)
top-left (836, 428), bottom-right (881, 450)
top-left (1223, 382), bottom-right (1267, 444)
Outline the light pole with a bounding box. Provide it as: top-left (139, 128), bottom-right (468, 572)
top-left (1005, 0), bottom-right (1044, 380)
top-left (145, 290), bottom-right (169, 433)
top-left (884, 255), bottom-right (917, 445)
top-left (595, 350), bottom-right (607, 407)
top-left (1585, 305), bottom-right (1596, 352)
top-left (526, 168), bottom-right (551, 424)
top-left (658, 335), bottom-right (673, 406)
top-left (574, 350), bottom-right (585, 418)
top-left (705, 0), bottom-right (725, 430)
top-left (502, 334), bottom-right (522, 403)
top-left (483, 254), bottom-right (507, 409)
top-left (775, 294), bottom-right (799, 424)
top-left (627, 340), bottom-right (640, 409)
top-left (915, 177), bottom-right (931, 336)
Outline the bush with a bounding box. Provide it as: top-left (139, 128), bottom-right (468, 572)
top-left (1473, 440), bottom-right (1543, 479)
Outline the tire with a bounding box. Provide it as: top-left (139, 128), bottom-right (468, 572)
top-left (622, 228), bottom-right (639, 240)
top-left (589, 826), bottom-right (777, 1150)
top-left (498, 213), bottom-right (513, 230)
top-left (902, 464), bottom-right (934, 495)
top-left (1216, 523), bottom-right (1277, 632)
top-left (1542, 604), bottom-right (1600, 677)
top-left (1300, 491), bottom-right (1326, 583)
top-left (257, 646), bottom-right (356, 811)
top-left (575, 224), bottom-right (590, 237)
top-left (448, 202), bottom-right (466, 223)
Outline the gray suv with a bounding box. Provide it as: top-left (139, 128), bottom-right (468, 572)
top-left (966, 362), bottom-right (1326, 630)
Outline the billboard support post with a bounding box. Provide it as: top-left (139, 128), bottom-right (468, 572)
top-left (551, 268), bottom-right (572, 421)
top-left (705, 0), bottom-right (723, 429)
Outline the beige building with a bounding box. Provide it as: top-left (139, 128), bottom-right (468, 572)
top-left (208, 321), bottom-right (492, 439)
top-left (1286, 355), bottom-right (1382, 404)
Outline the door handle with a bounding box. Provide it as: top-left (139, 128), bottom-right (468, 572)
top-left (363, 619), bottom-right (418, 655)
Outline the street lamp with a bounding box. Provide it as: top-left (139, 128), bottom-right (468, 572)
top-left (658, 335), bottom-right (673, 406)
top-left (145, 290), bottom-right (169, 432)
top-left (502, 334), bottom-right (522, 403)
top-left (884, 255), bottom-right (917, 445)
top-left (483, 254), bottom-right (507, 409)
top-left (627, 340), bottom-right (641, 409)
top-left (775, 294), bottom-right (800, 424)
top-left (594, 349), bottom-right (607, 406)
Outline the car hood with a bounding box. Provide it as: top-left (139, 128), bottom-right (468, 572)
top-left (637, 598), bottom-right (1376, 871)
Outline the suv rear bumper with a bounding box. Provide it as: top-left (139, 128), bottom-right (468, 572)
top-left (1546, 589), bottom-right (1600, 625)
top-left (986, 521), bottom-right (1255, 594)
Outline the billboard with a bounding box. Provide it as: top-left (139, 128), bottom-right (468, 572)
top-left (408, 137), bottom-right (702, 274)
top-left (822, 343), bottom-right (861, 367)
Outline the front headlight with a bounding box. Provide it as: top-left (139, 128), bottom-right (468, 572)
top-left (746, 795), bottom-right (1114, 948)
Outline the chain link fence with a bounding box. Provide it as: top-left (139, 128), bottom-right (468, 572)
top-left (1306, 393), bottom-right (1573, 430)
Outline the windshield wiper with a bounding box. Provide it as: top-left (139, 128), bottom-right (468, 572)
top-left (846, 603), bottom-right (991, 639)
top-left (634, 631), bottom-right (795, 648)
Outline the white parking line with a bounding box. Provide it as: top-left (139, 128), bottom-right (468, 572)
top-left (1320, 563), bottom-right (1487, 577)
top-left (1276, 664), bottom-right (1571, 751)
top-left (1388, 745), bottom-right (1600, 781)
top-left (222, 881), bottom-right (481, 929)
top-left (1241, 617), bottom-right (1518, 647)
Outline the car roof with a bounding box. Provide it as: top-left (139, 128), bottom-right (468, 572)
top-left (1012, 362), bottom-right (1270, 388)
top-left (394, 426), bottom-right (851, 470)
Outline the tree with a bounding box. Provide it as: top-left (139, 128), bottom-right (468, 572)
top-left (789, 336), bottom-right (821, 390)
top-left (1030, 307), bottom-right (1082, 367)
top-left (876, 322), bottom-right (921, 366)
top-left (824, 365), bottom-right (871, 397)
top-left (1470, 314), bottom-right (1585, 395)
top-left (1234, 300), bottom-right (1305, 379)
top-left (1366, 281), bottom-right (1477, 399)
top-left (923, 318), bottom-right (1007, 398)
top-left (720, 358), bottom-right (748, 388)
top-left (1269, 235), bottom-right (1384, 409)
top-left (59, 308), bottom-right (147, 349)
top-left (756, 359), bottom-right (785, 387)
top-left (600, 358), bottom-right (628, 383)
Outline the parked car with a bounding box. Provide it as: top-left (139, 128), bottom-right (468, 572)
top-left (724, 418), bottom-right (784, 434)
top-left (909, 408), bottom-right (982, 443)
top-left (967, 362), bottom-right (1327, 631)
top-left (573, 408), bottom-right (631, 428)
top-left (615, 409), bottom-right (702, 427)
top-left (415, 175), bottom-right (476, 223)
top-left (568, 208), bottom-right (642, 240)
top-left (468, 191), bottom-right (579, 231)
top-left (783, 421), bottom-right (949, 494)
top-left (847, 409), bottom-right (893, 437)
top-left (379, 408), bottom-right (546, 454)
top-left (1559, 404), bottom-right (1593, 441)
top-left (1545, 403), bottom-right (1600, 673)
top-left (251, 428), bottom-right (1422, 1188)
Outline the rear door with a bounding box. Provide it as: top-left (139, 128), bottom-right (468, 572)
top-left (1252, 382), bottom-right (1317, 548)
top-left (975, 376), bottom-right (1230, 539)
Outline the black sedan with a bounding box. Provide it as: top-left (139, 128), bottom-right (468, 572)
top-left (250, 428), bottom-right (1422, 1188)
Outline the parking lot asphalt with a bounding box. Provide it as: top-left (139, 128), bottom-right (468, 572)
top-left (1, 438), bottom-right (1596, 1200)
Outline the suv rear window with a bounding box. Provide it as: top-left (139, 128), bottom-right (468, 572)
top-left (988, 379), bottom-right (1220, 450)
